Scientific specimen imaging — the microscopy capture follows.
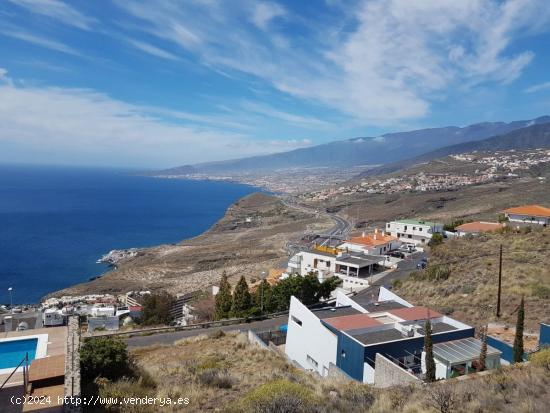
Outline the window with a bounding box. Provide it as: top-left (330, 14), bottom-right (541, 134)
top-left (386, 223), bottom-right (390, 228)
top-left (419, 228), bottom-right (423, 232)
top-left (404, 225), bottom-right (408, 231)
top-left (307, 355), bottom-right (318, 368)
top-left (413, 226), bottom-right (416, 231)
top-left (341, 350), bottom-right (346, 358)
top-left (421, 238), bottom-right (425, 243)
top-left (291, 316), bottom-right (302, 326)
top-left (408, 234), bottom-right (412, 238)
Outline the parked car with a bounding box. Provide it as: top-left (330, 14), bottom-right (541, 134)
top-left (416, 262), bottom-right (427, 269)
top-left (390, 251), bottom-right (406, 259)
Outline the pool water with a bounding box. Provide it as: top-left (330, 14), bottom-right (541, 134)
top-left (0, 338), bottom-right (38, 369)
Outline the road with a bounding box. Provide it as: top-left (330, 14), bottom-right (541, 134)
top-left (126, 315), bottom-right (288, 348)
top-left (125, 251), bottom-right (426, 348)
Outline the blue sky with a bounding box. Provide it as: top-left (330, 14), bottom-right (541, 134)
top-left (0, 0), bottom-right (549, 167)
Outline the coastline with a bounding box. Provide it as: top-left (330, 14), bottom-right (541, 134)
top-left (44, 192), bottom-right (332, 301)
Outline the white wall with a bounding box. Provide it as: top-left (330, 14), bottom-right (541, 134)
top-left (335, 291), bottom-right (368, 312)
top-left (386, 221), bottom-right (443, 246)
top-left (507, 214), bottom-right (548, 225)
top-left (285, 296), bottom-right (338, 377)
top-left (377, 287), bottom-right (414, 308)
top-left (363, 362), bottom-right (375, 384)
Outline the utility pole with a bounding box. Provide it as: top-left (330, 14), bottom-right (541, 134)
top-left (496, 244), bottom-right (502, 318)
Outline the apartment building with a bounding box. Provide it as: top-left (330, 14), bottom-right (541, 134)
top-left (386, 219), bottom-right (443, 246)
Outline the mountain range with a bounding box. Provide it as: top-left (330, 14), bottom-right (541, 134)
top-left (158, 115), bottom-right (550, 175)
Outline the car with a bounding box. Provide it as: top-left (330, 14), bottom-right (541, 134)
top-left (390, 251), bottom-right (405, 259)
top-left (416, 262), bottom-right (427, 269)
top-left (421, 257), bottom-right (428, 263)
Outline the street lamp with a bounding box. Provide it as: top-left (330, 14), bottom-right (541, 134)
top-left (8, 287), bottom-right (13, 313)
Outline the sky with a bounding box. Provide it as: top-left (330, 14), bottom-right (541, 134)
top-left (0, 0), bottom-right (549, 168)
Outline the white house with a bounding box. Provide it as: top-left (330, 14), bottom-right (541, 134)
top-left (339, 229), bottom-right (401, 255)
top-left (285, 288), bottom-right (481, 385)
top-left (286, 248), bottom-right (382, 291)
top-left (386, 219), bottom-right (443, 246)
top-left (503, 205), bottom-right (550, 226)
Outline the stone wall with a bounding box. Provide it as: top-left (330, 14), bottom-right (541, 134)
top-left (374, 353), bottom-right (420, 388)
top-left (64, 316), bottom-right (82, 413)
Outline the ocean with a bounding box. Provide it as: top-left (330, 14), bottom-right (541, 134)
top-left (0, 165), bottom-right (257, 304)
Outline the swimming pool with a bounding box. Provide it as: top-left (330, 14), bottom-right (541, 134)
top-left (0, 338), bottom-right (38, 370)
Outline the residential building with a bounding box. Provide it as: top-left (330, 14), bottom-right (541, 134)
top-left (455, 221), bottom-right (504, 236)
top-left (503, 204), bottom-right (550, 226)
top-left (339, 229), bottom-right (401, 255)
top-left (285, 287), bottom-right (490, 385)
top-left (285, 247), bottom-right (384, 291)
top-left (386, 219), bottom-right (444, 246)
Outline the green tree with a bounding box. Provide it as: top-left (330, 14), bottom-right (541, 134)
top-left (513, 296), bottom-right (525, 363)
top-left (270, 274), bottom-right (341, 312)
top-left (215, 272), bottom-right (232, 320)
top-left (254, 279), bottom-right (272, 313)
top-left (478, 325), bottom-right (487, 372)
top-left (424, 319), bottom-right (436, 382)
top-left (81, 337), bottom-right (130, 382)
top-left (429, 233), bottom-right (444, 247)
top-left (141, 291), bottom-right (176, 325)
top-left (231, 275), bottom-right (252, 317)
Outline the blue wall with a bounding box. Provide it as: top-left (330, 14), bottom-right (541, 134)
top-left (335, 327), bottom-right (474, 382)
top-left (336, 332), bottom-right (366, 381)
top-left (540, 323), bottom-right (550, 348)
top-left (486, 335), bottom-right (527, 363)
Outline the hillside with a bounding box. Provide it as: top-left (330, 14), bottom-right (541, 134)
top-left (361, 121), bottom-right (550, 177)
top-left (49, 193), bottom-right (332, 298)
top-left (90, 331), bottom-right (550, 413)
top-left (393, 227), bottom-right (550, 332)
top-left (158, 116), bottom-right (549, 174)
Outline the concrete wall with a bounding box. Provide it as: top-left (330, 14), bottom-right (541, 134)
top-left (335, 291), bottom-right (368, 313)
top-left (64, 316), bottom-right (82, 413)
top-left (285, 296), bottom-right (337, 377)
top-left (378, 287), bottom-right (413, 308)
top-left (87, 316), bottom-right (119, 333)
top-left (507, 214), bottom-right (548, 226)
top-left (374, 353), bottom-right (420, 388)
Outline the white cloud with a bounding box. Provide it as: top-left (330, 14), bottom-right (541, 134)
top-left (524, 81), bottom-right (550, 93)
top-left (252, 2), bottom-right (286, 30)
top-left (0, 28), bottom-right (82, 56)
top-left (0, 82), bottom-right (309, 167)
top-left (6, 0), bottom-right (96, 30)
top-left (241, 101), bottom-right (333, 129)
top-left (112, 0), bottom-right (550, 125)
top-left (123, 37), bottom-right (180, 61)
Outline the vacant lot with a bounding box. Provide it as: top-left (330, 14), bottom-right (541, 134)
top-left (394, 227), bottom-right (550, 332)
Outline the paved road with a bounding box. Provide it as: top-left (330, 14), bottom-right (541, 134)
top-left (126, 315), bottom-right (288, 348)
top-left (126, 252), bottom-right (425, 348)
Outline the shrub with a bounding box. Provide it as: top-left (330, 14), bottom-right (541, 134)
top-left (340, 382), bottom-right (375, 408)
top-left (80, 337), bottom-right (131, 382)
top-left (197, 368), bottom-right (234, 388)
top-left (530, 348), bottom-right (550, 371)
top-left (531, 284), bottom-right (550, 299)
top-left (392, 279), bottom-right (403, 289)
top-left (429, 233), bottom-right (444, 247)
top-left (237, 379), bottom-right (316, 413)
top-left (424, 265), bottom-right (451, 282)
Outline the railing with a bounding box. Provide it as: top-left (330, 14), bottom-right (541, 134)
top-left (0, 352), bottom-right (29, 391)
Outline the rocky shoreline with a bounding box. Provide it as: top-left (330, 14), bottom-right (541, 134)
top-left (97, 248), bottom-right (142, 266)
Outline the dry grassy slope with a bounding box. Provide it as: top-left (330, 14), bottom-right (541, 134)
top-left (100, 332), bottom-right (550, 413)
top-left (394, 227), bottom-right (550, 331)
top-left (321, 175), bottom-right (550, 230)
top-left (52, 193), bottom-right (332, 298)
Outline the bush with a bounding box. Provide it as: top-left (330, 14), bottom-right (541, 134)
top-left (197, 368), bottom-right (234, 388)
top-left (80, 337), bottom-right (131, 382)
top-left (237, 379), bottom-right (316, 413)
top-left (531, 284), bottom-right (550, 299)
top-left (429, 233), bottom-right (444, 247)
top-left (530, 348), bottom-right (550, 371)
top-left (424, 265), bottom-right (451, 282)
top-left (340, 382), bottom-right (375, 408)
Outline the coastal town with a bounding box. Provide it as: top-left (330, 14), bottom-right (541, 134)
top-left (301, 149), bottom-right (550, 201)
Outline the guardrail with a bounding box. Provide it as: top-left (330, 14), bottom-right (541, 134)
top-left (0, 352), bottom-right (29, 391)
top-left (84, 310), bottom-right (291, 339)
